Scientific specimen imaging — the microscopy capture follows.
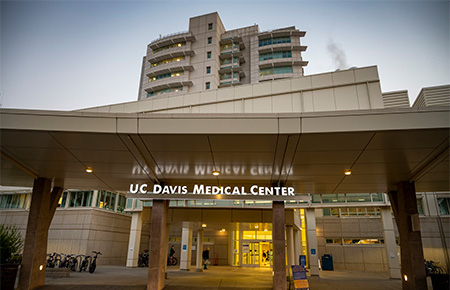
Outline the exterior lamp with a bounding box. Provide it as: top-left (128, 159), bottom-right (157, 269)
top-left (86, 167), bottom-right (93, 173)
top-left (344, 170), bottom-right (352, 176)
top-left (212, 170), bottom-right (220, 176)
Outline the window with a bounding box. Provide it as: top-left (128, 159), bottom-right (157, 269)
top-left (0, 194), bottom-right (28, 209)
top-left (417, 198), bottom-right (424, 215)
top-left (208, 23), bottom-right (213, 30)
top-left (206, 82), bottom-right (210, 90)
top-left (153, 56), bottom-right (185, 67)
top-left (208, 37), bottom-right (212, 44)
top-left (152, 42), bottom-right (186, 54)
top-left (207, 51), bottom-right (212, 59)
top-left (68, 191), bottom-right (93, 207)
top-left (147, 86), bottom-right (183, 97)
top-left (259, 51), bottom-right (292, 61)
top-left (206, 66), bottom-right (211, 74)
top-left (148, 71), bottom-right (184, 83)
top-left (97, 190), bottom-right (116, 211)
top-left (259, 36), bottom-right (291, 47)
top-left (57, 192), bottom-right (68, 207)
top-left (438, 198), bottom-right (450, 215)
top-left (259, 66), bottom-right (293, 76)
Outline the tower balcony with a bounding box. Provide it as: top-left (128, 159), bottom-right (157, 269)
top-left (148, 31), bottom-right (196, 50)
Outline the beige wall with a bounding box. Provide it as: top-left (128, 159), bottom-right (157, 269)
top-left (0, 208), bottom-right (131, 265)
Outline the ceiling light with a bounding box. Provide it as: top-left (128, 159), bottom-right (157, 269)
top-left (344, 170), bottom-right (352, 176)
top-left (212, 170), bottom-right (220, 176)
top-left (86, 167), bottom-right (93, 173)
top-left (255, 225), bottom-right (259, 229)
top-left (202, 224), bottom-right (207, 228)
top-left (220, 228), bottom-right (226, 232)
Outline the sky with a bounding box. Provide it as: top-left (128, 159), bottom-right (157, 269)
top-left (1, 0), bottom-right (449, 111)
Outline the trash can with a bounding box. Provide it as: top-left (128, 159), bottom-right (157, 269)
top-left (321, 254), bottom-right (333, 271)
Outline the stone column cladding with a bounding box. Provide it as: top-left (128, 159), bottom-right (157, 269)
top-left (380, 207), bottom-right (401, 279)
top-left (19, 178), bottom-right (63, 290)
top-left (286, 225), bottom-right (295, 268)
top-left (126, 212), bottom-right (143, 267)
top-left (389, 182), bottom-right (427, 290)
top-left (293, 229), bottom-right (301, 265)
top-left (195, 228), bottom-right (204, 272)
top-left (272, 201), bottom-right (286, 290)
top-left (306, 208), bottom-right (319, 275)
top-left (179, 221), bottom-right (193, 270)
top-left (148, 200), bottom-right (169, 290)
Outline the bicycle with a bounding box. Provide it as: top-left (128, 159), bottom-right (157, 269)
top-left (138, 250), bottom-right (149, 267)
top-left (167, 255), bottom-right (177, 266)
top-left (425, 260), bottom-right (445, 276)
top-left (79, 254), bottom-right (92, 272)
top-left (89, 251), bottom-right (102, 273)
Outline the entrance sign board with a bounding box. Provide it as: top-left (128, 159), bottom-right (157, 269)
top-left (130, 184), bottom-right (295, 196)
top-left (291, 265), bottom-right (309, 289)
top-left (126, 184), bottom-right (312, 202)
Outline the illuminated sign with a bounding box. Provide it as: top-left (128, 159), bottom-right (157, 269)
top-left (129, 184), bottom-right (295, 196)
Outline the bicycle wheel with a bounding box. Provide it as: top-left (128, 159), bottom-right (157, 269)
top-left (171, 257), bottom-right (177, 266)
top-left (89, 263), bottom-right (96, 273)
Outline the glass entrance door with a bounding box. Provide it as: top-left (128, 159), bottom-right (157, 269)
top-left (242, 242), bottom-right (259, 266)
top-left (260, 242), bottom-right (272, 267)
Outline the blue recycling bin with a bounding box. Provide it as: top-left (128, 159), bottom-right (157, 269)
top-left (321, 254), bottom-right (334, 271)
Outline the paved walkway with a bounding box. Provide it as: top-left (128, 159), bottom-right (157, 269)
top-left (37, 265), bottom-right (403, 290)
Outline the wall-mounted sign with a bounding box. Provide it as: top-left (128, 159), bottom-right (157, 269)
top-left (129, 184), bottom-right (295, 196)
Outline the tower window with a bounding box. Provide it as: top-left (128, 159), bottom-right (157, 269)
top-left (208, 37), bottom-right (212, 44)
top-left (207, 51), bottom-right (211, 59)
top-left (208, 23), bottom-right (213, 30)
top-left (206, 82), bottom-right (211, 90)
top-left (206, 66), bottom-right (211, 74)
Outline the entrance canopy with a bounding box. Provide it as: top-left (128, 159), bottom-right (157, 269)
top-left (1, 107), bottom-right (449, 195)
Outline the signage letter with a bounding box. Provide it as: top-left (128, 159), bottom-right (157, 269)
top-left (139, 184), bottom-right (148, 194)
top-left (153, 184), bottom-right (162, 194)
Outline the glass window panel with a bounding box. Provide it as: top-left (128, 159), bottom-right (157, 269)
top-left (242, 231), bottom-right (255, 239)
top-left (372, 193), bottom-right (383, 202)
top-left (417, 198), bottom-right (424, 215)
top-left (438, 198), bottom-right (450, 215)
top-left (312, 195), bottom-right (321, 203)
top-left (346, 193), bottom-right (371, 202)
top-left (331, 208), bottom-right (340, 217)
top-left (126, 198), bottom-right (133, 209)
top-left (322, 194), bottom-right (338, 203)
top-left (69, 192), bottom-right (76, 207)
top-left (75, 192), bottom-right (83, 207)
top-left (110, 193), bottom-right (116, 211)
top-left (323, 209), bottom-right (331, 216)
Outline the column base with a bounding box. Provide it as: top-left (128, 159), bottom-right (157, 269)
top-left (195, 268), bottom-right (203, 272)
top-left (180, 268), bottom-right (191, 271)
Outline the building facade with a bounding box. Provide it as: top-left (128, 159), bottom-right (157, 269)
top-left (138, 12), bottom-right (307, 100)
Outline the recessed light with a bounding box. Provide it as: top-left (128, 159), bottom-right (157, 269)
top-left (212, 170), bottom-right (220, 176)
top-left (344, 170), bottom-right (352, 176)
top-left (86, 167), bottom-right (93, 173)
top-left (202, 224), bottom-right (207, 228)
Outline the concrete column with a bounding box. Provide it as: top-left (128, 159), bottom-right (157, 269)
top-left (305, 208), bottom-right (319, 276)
top-left (195, 228), bottom-right (204, 272)
top-left (286, 225), bottom-right (295, 269)
top-left (19, 178), bottom-right (63, 290)
top-left (179, 221), bottom-right (193, 271)
top-left (126, 212), bottom-right (143, 267)
top-left (148, 200), bottom-right (169, 290)
top-left (273, 201), bottom-right (286, 290)
top-left (388, 181), bottom-right (427, 290)
top-left (380, 207), bottom-right (401, 279)
top-left (293, 229), bottom-right (301, 265)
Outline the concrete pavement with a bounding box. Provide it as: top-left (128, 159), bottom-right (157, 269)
top-left (36, 265), bottom-right (403, 290)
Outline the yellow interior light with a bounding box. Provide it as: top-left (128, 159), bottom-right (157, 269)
top-left (178, 43), bottom-right (182, 47)
top-left (39, 265), bottom-right (43, 271)
top-left (344, 170), bottom-right (352, 176)
top-left (86, 167), bottom-right (93, 173)
top-left (212, 170), bottom-right (220, 176)
top-left (202, 224), bottom-right (207, 228)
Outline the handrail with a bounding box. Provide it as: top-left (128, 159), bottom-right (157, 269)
top-left (150, 30), bottom-right (190, 44)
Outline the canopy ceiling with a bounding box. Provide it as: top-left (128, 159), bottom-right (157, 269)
top-left (1, 108), bottom-right (448, 195)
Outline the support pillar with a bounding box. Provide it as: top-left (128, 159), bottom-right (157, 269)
top-left (273, 201), bottom-right (286, 290)
top-left (388, 181), bottom-right (427, 290)
top-left (195, 228), bottom-right (204, 272)
top-left (286, 225), bottom-right (295, 269)
top-left (293, 229), bottom-right (301, 265)
top-left (148, 200), bottom-right (169, 290)
top-left (19, 178), bottom-right (63, 290)
top-left (305, 208), bottom-right (319, 275)
top-left (380, 207), bottom-right (401, 279)
top-left (179, 221), bottom-right (193, 271)
top-left (126, 212), bottom-right (143, 267)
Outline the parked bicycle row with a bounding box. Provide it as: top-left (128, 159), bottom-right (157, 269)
top-left (46, 251), bottom-right (102, 273)
top-left (138, 249), bottom-right (178, 267)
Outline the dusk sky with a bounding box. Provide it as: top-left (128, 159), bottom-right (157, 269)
top-left (1, 0), bottom-right (449, 111)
